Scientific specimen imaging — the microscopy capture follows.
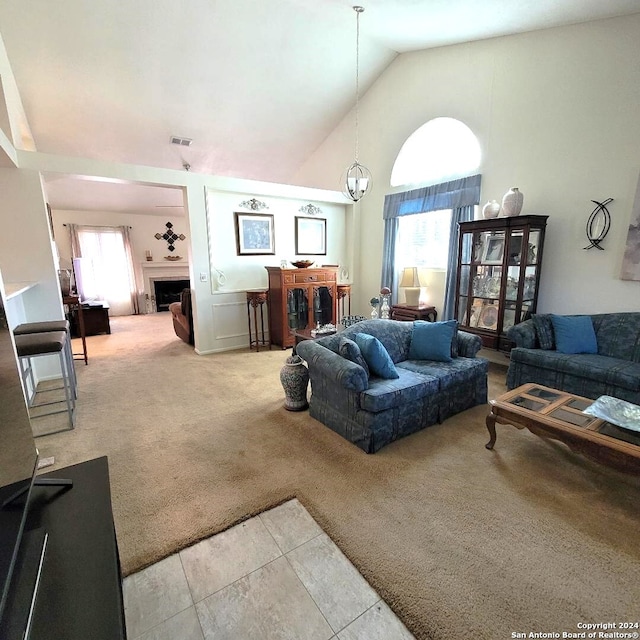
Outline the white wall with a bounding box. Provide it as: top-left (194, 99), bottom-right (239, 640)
top-left (294, 14), bottom-right (640, 316)
top-left (0, 169), bottom-right (62, 322)
top-left (0, 168), bottom-right (64, 379)
top-left (197, 189), bottom-right (347, 353)
top-left (206, 190), bottom-right (346, 292)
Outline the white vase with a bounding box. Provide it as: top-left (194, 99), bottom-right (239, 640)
top-left (501, 187), bottom-right (524, 217)
top-left (482, 200), bottom-right (501, 219)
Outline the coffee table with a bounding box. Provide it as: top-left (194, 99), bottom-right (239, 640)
top-left (486, 383), bottom-right (640, 475)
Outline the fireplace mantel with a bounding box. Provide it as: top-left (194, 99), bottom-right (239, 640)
top-left (141, 261), bottom-right (188, 269)
top-left (141, 262), bottom-right (190, 312)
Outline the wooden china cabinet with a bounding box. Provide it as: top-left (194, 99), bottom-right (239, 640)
top-left (454, 215), bottom-right (548, 351)
top-left (265, 266), bottom-right (338, 349)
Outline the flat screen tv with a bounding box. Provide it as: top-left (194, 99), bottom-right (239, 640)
top-left (0, 276), bottom-right (39, 628)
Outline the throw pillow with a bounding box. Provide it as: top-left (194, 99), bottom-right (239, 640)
top-left (532, 314), bottom-right (555, 350)
top-left (338, 336), bottom-right (370, 377)
top-left (354, 333), bottom-right (399, 379)
top-left (550, 315), bottom-right (598, 354)
top-left (408, 320), bottom-right (456, 362)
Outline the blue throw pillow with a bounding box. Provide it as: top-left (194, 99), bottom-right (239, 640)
top-left (354, 333), bottom-right (399, 379)
top-left (338, 336), bottom-right (370, 377)
top-left (550, 315), bottom-right (598, 354)
top-left (409, 320), bottom-right (456, 362)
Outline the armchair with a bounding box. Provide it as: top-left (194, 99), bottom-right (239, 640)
top-left (168, 288), bottom-right (194, 345)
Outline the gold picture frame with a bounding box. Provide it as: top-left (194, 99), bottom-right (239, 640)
top-left (478, 303), bottom-right (500, 330)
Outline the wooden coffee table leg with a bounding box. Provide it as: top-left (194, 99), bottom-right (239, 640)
top-left (486, 410), bottom-right (497, 450)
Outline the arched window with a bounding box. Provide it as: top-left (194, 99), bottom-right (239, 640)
top-left (390, 117), bottom-right (481, 188)
top-left (382, 119), bottom-right (481, 319)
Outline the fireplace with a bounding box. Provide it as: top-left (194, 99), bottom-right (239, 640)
top-left (141, 261), bottom-right (190, 313)
top-left (153, 279), bottom-right (190, 312)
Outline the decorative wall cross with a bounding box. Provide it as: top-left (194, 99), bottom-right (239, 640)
top-left (155, 222), bottom-right (186, 252)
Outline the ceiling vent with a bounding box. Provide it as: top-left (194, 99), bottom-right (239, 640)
top-left (170, 136), bottom-right (192, 146)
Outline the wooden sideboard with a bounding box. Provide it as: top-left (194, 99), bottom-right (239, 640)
top-left (265, 267), bottom-right (338, 349)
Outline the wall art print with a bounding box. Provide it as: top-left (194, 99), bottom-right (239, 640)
top-left (234, 212), bottom-right (275, 255)
top-left (621, 173), bottom-right (640, 280)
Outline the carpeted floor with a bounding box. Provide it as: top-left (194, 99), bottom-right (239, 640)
top-left (36, 314), bottom-right (640, 640)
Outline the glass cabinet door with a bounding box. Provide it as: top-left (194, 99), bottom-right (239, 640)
top-left (312, 286), bottom-right (334, 326)
top-left (459, 229), bottom-right (506, 333)
top-left (287, 288), bottom-right (309, 330)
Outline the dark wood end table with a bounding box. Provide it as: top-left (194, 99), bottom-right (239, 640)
top-left (391, 304), bottom-right (437, 322)
top-left (291, 327), bottom-right (337, 354)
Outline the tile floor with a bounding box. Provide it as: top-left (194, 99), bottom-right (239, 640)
top-left (123, 499), bottom-right (415, 640)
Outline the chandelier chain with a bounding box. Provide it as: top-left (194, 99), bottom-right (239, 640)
top-left (341, 6), bottom-right (371, 203)
top-left (355, 7), bottom-right (361, 162)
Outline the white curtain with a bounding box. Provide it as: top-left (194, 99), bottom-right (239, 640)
top-left (69, 225), bottom-right (138, 316)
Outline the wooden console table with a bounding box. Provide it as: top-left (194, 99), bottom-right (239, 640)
top-left (391, 304), bottom-right (437, 322)
top-left (79, 303), bottom-right (111, 336)
top-left (486, 383), bottom-right (640, 475)
top-left (63, 295), bottom-right (88, 364)
top-left (336, 284), bottom-right (351, 324)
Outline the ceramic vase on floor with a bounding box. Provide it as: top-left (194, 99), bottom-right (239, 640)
top-left (501, 187), bottom-right (524, 217)
top-left (280, 354), bottom-right (309, 411)
top-left (482, 200), bottom-right (501, 219)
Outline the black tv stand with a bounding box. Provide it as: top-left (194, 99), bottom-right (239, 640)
top-left (1, 478), bottom-right (73, 509)
top-left (0, 457), bottom-right (125, 640)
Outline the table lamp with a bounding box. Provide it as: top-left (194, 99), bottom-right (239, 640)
top-left (399, 267), bottom-right (427, 306)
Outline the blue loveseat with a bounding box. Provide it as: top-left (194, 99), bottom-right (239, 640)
top-left (296, 319), bottom-right (488, 453)
top-left (506, 312), bottom-right (640, 402)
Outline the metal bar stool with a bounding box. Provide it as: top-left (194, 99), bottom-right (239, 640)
top-left (14, 320), bottom-right (77, 400)
top-left (14, 331), bottom-right (76, 433)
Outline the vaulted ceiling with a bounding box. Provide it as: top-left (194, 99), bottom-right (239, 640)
top-left (1, 0), bottom-right (639, 213)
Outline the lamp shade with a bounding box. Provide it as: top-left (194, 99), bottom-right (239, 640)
top-left (399, 267), bottom-right (428, 288)
top-left (399, 267), bottom-right (427, 306)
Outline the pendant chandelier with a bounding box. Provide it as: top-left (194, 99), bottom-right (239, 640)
top-left (342, 6), bottom-right (372, 203)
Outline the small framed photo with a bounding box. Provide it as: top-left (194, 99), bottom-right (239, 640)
top-left (234, 212), bottom-right (275, 255)
top-left (482, 235), bottom-right (505, 264)
top-left (295, 216), bottom-right (326, 255)
top-left (478, 303), bottom-right (500, 330)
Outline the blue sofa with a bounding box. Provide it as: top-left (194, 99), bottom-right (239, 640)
top-left (296, 319), bottom-right (488, 453)
top-left (506, 313), bottom-right (640, 403)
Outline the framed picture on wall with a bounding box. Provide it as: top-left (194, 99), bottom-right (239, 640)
top-left (234, 212), bottom-right (275, 255)
top-left (295, 216), bottom-right (326, 255)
